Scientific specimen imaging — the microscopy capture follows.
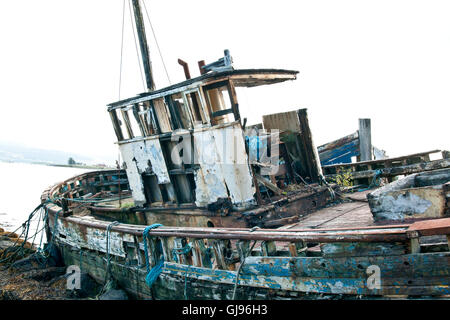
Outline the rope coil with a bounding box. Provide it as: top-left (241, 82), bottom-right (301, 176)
top-left (142, 223), bottom-right (164, 288)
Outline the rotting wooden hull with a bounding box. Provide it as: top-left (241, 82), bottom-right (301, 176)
top-left (59, 240), bottom-right (450, 299)
top-left (42, 202), bottom-right (450, 299)
top-left (41, 170), bottom-right (450, 299)
top-left (45, 169), bottom-right (336, 229)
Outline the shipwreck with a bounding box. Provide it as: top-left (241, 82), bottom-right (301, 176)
top-left (32, 0), bottom-right (450, 299)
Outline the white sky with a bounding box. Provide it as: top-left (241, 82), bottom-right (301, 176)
top-left (0, 0), bottom-right (449, 164)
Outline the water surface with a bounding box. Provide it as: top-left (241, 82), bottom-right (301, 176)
top-left (0, 161), bottom-right (91, 234)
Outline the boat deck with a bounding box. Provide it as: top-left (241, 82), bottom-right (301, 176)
top-left (281, 190), bottom-right (374, 230)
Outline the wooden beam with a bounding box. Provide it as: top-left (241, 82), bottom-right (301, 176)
top-left (254, 173), bottom-right (283, 195)
top-left (325, 158), bottom-right (450, 181)
top-left (227, 80), bottom-right (241, 121)
top-left (358, 118), bottom-right (372, 161)
top-left (297, 109), bottom-right (323, 182)
top-left (131, 0), bottom-right (155, 91)
top-left (109, 110), bottom-right (124, 141)
top-left (121, 109), bottom-right (134, 139)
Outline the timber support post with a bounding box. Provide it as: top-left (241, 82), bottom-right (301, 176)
top-left (359, 118), bottom-right (372, 161)
top-left (297, 108), bottom-right (323, 183)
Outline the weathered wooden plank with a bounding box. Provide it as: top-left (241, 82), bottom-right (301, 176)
top-left (358, 119), bottom-right (372, 161)
top-left (319, 139), bottom-right (359, 166)
top-left (409, 237), bottom-right (421, 254)
top-left (242, 254), bottom-right (450, 279)
top-left (191, 239), bottom-right (203, 267)
top-left (236, 240), bottom-right (251, 262)
top-left (227, 80), bottom-right (240, 121)
top-left (109, 110), bottom-right (124, 141)
top-left (318, 131), bottom-right (359, 153)
top-left (210, 240), bottom-right (227, 269)
top-left (121, 109), bottom-right (134, 139)
top-left (407, 217), bottom-right (450, 237)
top-left (323, 149), bottom-right (442, 170)
top-left (321, 242), bottom-right (408, 258)
top-left (325, 158), bottom-right (450, 181)
top-left (48, 209), bottom-right (413, 243)
top-left (288, 242), bottom-right (306, 257)
top-left (260, 241), bottom-right (277, 256)
top-left (59, 238), bottom-right (450, 299)
top-left (297, 109), bottom-right (323, 182)
top-left (162, 252), bottom-right (450, 296)
top-left (254, 173), bottom-right (283, 195)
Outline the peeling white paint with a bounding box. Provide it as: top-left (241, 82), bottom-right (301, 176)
top-left (118, 122), bottom-right (255, 209)
top-left (193, 123), bottom-right (255, 208)
top-left (193, 129), bottom-right (229, 207)
top-left (212, 125), bottom-right (255, 207)
top-left (368, 170), bottom-right (448, 221)
top-left (371, 192), bottom-right (432, 220)
top-left (145, 139), bottom-right (170, 184)
top-left (119, 142), bottom-right (146, 204)
top-left (54, 219), bottom-right (133, 258)
top-left (119, 139), bottom-right (171, 205)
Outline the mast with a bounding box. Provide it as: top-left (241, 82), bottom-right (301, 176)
top-left (131, 0), bottom-right (155, 91)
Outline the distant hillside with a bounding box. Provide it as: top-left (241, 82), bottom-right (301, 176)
top-left (0, 141), bottom-right (114, 166)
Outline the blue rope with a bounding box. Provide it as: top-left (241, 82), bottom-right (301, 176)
top-left (358, 169), bottom-right (383, 191)
top-left (172, 243), bottom-right (192, 263)
top-left (142, 224), bottom-right (163, 288)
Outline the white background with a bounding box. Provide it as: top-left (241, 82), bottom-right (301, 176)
top-left (0, 0), bottom-right (448, 164)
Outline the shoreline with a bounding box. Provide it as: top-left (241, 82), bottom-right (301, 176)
top-left (0, 160), bottom-right (113, 170)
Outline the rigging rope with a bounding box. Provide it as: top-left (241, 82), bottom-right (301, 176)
top-left (127, 0), bottom-right (147, 91)
top-left (141, 0), bottom-right (171, 85)
top-left (104, 221), bottom-right (120, 283)
top-left (232, 240), bottom-right (257, 300)
top-left (0, 200), bottom-right (60, 266)
top-left (118, 0), bottom-right (126, 100)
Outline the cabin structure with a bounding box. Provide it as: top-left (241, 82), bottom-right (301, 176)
top-left (107, 59), bottom-right (302, 211)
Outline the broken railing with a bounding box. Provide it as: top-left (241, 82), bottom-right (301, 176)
top-left (44, 169), bottom-right (129, 202)
top-left (323, 149), bottom-right (450, 186)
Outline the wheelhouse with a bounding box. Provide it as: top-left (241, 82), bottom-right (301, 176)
top-left (107, 68), bottom-right (298, 209)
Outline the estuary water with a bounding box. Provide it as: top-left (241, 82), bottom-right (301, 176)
top-left (0, 161), bottom-right (91, 233)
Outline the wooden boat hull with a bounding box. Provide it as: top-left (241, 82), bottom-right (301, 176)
top-left (41, 170), bottom-right (450, 299)
top-left (59, 240), bottom-right (450, 299)
top-left (42, 203), bottom-right (450, 299)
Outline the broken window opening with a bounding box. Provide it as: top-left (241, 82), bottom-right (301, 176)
top-left (203, 82), bottom-right (236, 125)
top-left (142, 173), bottom-right (163, 205)
top-left (183, 89), bottom-right (208, 127)
top-left (128, 105), bottom-right (145, 138)
top-left (164, 95), bottom-right (183, 131)
top-left (137, 102), bottom-right (157, 136)
top-left (114, 110), bottom-right (132, 140)
top-left (160, 138), bottom-right (196, 206)
top-left (171, 93), bottom-right (193, 130)
top-left (151, 98), bottom-right (173, 133)
top-left (109, 110), bottom-right (124, 141)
